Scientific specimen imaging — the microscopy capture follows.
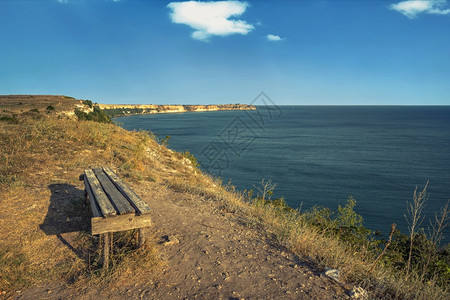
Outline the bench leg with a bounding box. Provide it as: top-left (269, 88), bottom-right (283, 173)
top-left (102, 232), bottom-right (113, 268)
top-left (138, 227), bottom-right (150, 248)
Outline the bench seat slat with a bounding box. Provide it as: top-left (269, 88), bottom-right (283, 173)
top-left (93, 168), bottom-right (136, 215)
top-left (84, 176), bottom-right (101, 218)
top-left (103, 167), bottom-right (151, 215)
top-left (84, 169), bottom-right (117, 217)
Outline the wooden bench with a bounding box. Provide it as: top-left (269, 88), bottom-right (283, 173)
top-left (83, 167), bottom-right (151, 268)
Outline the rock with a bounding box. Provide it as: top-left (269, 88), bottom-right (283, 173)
top-left (324, 267), bottom-right (340, 282)
top-left (162, 235), bottom-right (179, 246)
top-left (349, 287), bottom-right (368, 299)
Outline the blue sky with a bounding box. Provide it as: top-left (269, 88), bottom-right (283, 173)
top-left (1, 0), bottom-right (449, 105)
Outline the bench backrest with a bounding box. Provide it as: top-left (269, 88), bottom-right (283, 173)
top-left (84, 167), bottom-right (151, 218)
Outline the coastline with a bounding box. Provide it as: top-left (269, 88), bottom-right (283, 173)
top-left (97, 103), bottom-right (256, 117)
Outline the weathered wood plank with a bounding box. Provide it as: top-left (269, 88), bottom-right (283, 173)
top-left (91, 214), bottom-right (152, 235)
top-left (93, 168), bottom-right (135, 215)
top-left (103, 167), bottom-right (151, 215)
top-left (84, 169), bottom-right (116, 217)
top-left (84, 176), bottom-right (101, 218)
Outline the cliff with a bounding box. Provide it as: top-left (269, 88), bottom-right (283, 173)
top-left (97, 103), bottom-right (256, 117)
top-left (0, 96), bottom-right (256, 119)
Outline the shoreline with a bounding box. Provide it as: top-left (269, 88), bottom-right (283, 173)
top-left (98, 103), bottom-right (256, 117)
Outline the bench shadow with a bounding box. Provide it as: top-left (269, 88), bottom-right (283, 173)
top-left (40, 183), bottom-right (92, 262)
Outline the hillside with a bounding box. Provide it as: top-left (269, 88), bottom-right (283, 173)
top-left (0, 96), bottom-right (347, 299)
top-left (0, 95), bottom-right (88, 117)
top-left (0, 96), bottom-right (448, 299)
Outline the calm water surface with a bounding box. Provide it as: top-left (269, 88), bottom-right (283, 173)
top-left (117, 106), bottom-right (450, 242)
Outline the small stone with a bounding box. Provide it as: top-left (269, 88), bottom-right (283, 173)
top-left (324, 268), bottom-right (340, 282)
top-left (349, 287), bottom-right (368, 299)
top-left (163, 235), bottom-right (179, 246)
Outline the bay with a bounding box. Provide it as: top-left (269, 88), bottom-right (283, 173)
top-left (116, 106), bottom-right (450, 243)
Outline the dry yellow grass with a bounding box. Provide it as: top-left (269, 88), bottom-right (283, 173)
top-left (0, 117), bottom-right (170, 292)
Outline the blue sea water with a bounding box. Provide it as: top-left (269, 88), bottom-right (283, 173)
top-left (116, 106), bottom-right (450, 243)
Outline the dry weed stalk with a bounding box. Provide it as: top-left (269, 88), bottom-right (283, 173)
top-left (254, 179), bottom-right (276, 201)
top-left (421, 200), bottom-right (449, 281)
top-left (405, 181), bottom-right (428, 276)
top-left (369, 223), bottom-right (396, 273)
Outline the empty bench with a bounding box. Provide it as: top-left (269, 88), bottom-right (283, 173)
top-left (83, 167), bottom-right (151, 267)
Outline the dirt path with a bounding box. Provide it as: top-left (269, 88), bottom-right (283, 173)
top-left (131, 182), bottom-right (351, 299)
top-left (13, 182), bottom-right (351, 299)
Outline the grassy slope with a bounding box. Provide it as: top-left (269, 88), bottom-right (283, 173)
top-left (0, 97), bottom-right (448, 299)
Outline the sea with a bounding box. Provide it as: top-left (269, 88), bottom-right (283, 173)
top-left (116, 106), bottom-right (450, 243)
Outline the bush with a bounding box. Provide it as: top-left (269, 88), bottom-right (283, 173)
top-left (304, 198), bottom-right (375, 250)
top-left (74, 106), bottom-right (112, 124)
top-left (46, 105), bottom-right (55, 111)
top-left (0, 115), bottom-right (19, 124)
top-left (181, 150), bottom-right (199, 168)
top-left (82, 100), bottom-right (93, 108)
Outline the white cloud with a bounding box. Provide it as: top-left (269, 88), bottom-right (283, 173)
top-left (390, 0), bottom-right (450, 18)
top-left (267, 34), bottom-right (283, 41)
top-left (167, 1), bottom-right (254, 41)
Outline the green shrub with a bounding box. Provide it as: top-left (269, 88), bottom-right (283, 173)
top-left (74, 106), bottom-right (112, 124)
top-left (181, 150), bottom-right (199, 168)
top-left (82, 100), bottom-right (93, 108)
top-left (160, 135), bottom-right (171, 146)
top-left (46, 105), bottom-right (55, 111)
top-left (304, 198), bottom-right (373, 249)
top-left (0, 115), bottom-right (19, 124)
